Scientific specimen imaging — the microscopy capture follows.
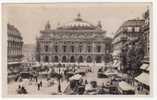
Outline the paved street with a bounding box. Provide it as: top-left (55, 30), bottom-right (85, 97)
top-left (8, 78), bottom-right (69, 95)
top-left (8, 65), bottom-right (110, 95)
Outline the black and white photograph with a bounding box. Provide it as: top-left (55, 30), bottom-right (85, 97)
top-left (2, 2), bottom-right (152, 96)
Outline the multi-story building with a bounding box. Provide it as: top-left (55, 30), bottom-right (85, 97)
top-left (112, 19), bottom-right (144, 70)
top-left (142, 9), bottom-right (150, 63)
top-left (36, 14), bottom-right (112, 65)
top-left (22, 44), bottom-right (36, 67)
top-left (7, 23), bottom-right (23, 82)
top-left (134, 9), bottom-right (150, 95)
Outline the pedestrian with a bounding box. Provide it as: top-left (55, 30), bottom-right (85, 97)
top-left (85, 80), bottom-right (88, 84)
top-left (35, 76), bottom-right (38, 82)
top-left (40, 80), bottom-right (42, 87)
top-left (17, 85), bottom-right (21, 94)
top-left (37, 83), bottom-right (40, 91)
top-left (21, 86), bottom-right (27, 94)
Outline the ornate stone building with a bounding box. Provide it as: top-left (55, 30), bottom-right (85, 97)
top-left (113, 19), bottom-right (144, 55)
top-left (36, 14), bottom-right (112, 64)
top-left (7, 23), bottom-right (23, 81)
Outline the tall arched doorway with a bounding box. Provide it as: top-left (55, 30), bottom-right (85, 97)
top-left (70, 56), bottom-right (75, 63)
top-left (95, 56), bottom-right (102, 63)
top-left (44, 56), bottom-right (49, 62)
top-left (78, 56), bottom-right (83, 63)
top-left (62, 56), bottom-right (67, 63)
top-left (87, 56), bottom-right (92, 63)
top-left (54, 56), bottom-right (59, 62)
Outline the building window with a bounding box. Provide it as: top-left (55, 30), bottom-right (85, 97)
top-left (62, 56), bottom-right (67, 62)
top-left (71, 46), bottom-right (74, 52)
top-left (78, 56), bottom-right (83, 63)
top-left (135, 27), bottom-right (140, 32)
top-left (63, 46), bottom-right (66, 52)
top-left (87, 56), bottom-right (92, 63)
top-left (127, 27), bottom-right (132, 32)
top-left (54, 56), bottom-right (59, 62)
top-left (97, 46), bottom-right (101, 52)
top-left (45, 56), bottom-right (49, 62)
top-left (70, 56), bottom-right (75, 62)
top-left (95, 56), bottom-right (102, 63)
top-left (79, 45), bottom-right (82, 52)
top-left (54, 46), bottom-right (58, 52)
top-left (87, 46), bottom-right (91, 52)
top-left (45, 45), bottom-right (48, 52)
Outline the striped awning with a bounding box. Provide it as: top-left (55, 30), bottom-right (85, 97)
top-left (135, 72), bottom-right (149, 86)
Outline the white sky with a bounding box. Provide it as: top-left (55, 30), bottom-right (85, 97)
top-left (3, 3), bottom-right (149, 44)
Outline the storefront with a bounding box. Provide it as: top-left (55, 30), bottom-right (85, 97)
top-left (135, 72), bottom-right (149, 95)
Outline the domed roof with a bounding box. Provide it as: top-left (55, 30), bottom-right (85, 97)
top-left (58, 13), bottom-right (97, 30)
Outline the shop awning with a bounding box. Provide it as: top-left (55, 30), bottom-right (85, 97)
top-left (119, 81), bottom-right (134, 91)
top-left (105, 69), bottom-right (118, 76)
top-left (8, 62), bottom-right (22, 65)
top-left (140, 64), bottom-right (149, 70)
top-left (69, 74), bottom-right (82, 80)
top-left (135, 72), bottom-right (149, 86)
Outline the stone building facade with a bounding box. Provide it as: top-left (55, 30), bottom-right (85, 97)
top-left (112, 19), bottom-right (145, 70)
top-left (36, 14), bottom-right (112, 64)
top-left (22, 44), bottom-right (36, 66)
top-left (113, 19), bottom-right (144, 55)
top-left (7, 23), bottom-right (23, 81)
top-left (142, 9), bottom-right (150, 63)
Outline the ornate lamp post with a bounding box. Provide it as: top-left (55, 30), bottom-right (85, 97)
top-left (58, 63), bottom-right (62, 93)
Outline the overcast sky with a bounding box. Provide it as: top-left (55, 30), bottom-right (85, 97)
top-left (3, 3), bottom-right (149, 44)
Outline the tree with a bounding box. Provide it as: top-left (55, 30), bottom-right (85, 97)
top-left (120, 47), bottom-right (128, 72)
top-left (126, 41), bottom-right (144, 77)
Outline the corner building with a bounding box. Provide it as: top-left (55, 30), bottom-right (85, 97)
top-left (36, 14), bottom-right (112, 64)
top-left (7, 23), bottom-right (23, 82)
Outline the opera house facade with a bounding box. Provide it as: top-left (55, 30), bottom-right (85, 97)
top-left (36, 14), bottom-right (112, 64)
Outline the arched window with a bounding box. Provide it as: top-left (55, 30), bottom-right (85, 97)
top-left (70, 56), bottom-right (75, 62)
top-left (54, 56), bottom-right (59, 62)
top-left (87, 56), bottom-right (92, 63)
top-left (62, 56), bottom-right (67, 62)
top-left (95, 56), bottom-right (101, 63)
top-left (78, 56), bottom-right (83, 63)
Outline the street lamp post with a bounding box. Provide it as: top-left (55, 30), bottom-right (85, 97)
top-left (58, 63), bottom-right (62, 93)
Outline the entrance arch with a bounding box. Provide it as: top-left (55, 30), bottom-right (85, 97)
top-left (78, 56), bottom-right (83, 63)
top-left (70, 56), bottom-right (75, 63)
top-left (62, 56), bottom-right (67, 62)
top-left (95, 56), bottom-right (102, 63)
top-left (54, 56), bottom-right (59, 62)
top-left (87, 56), bottom-right (92, 63)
